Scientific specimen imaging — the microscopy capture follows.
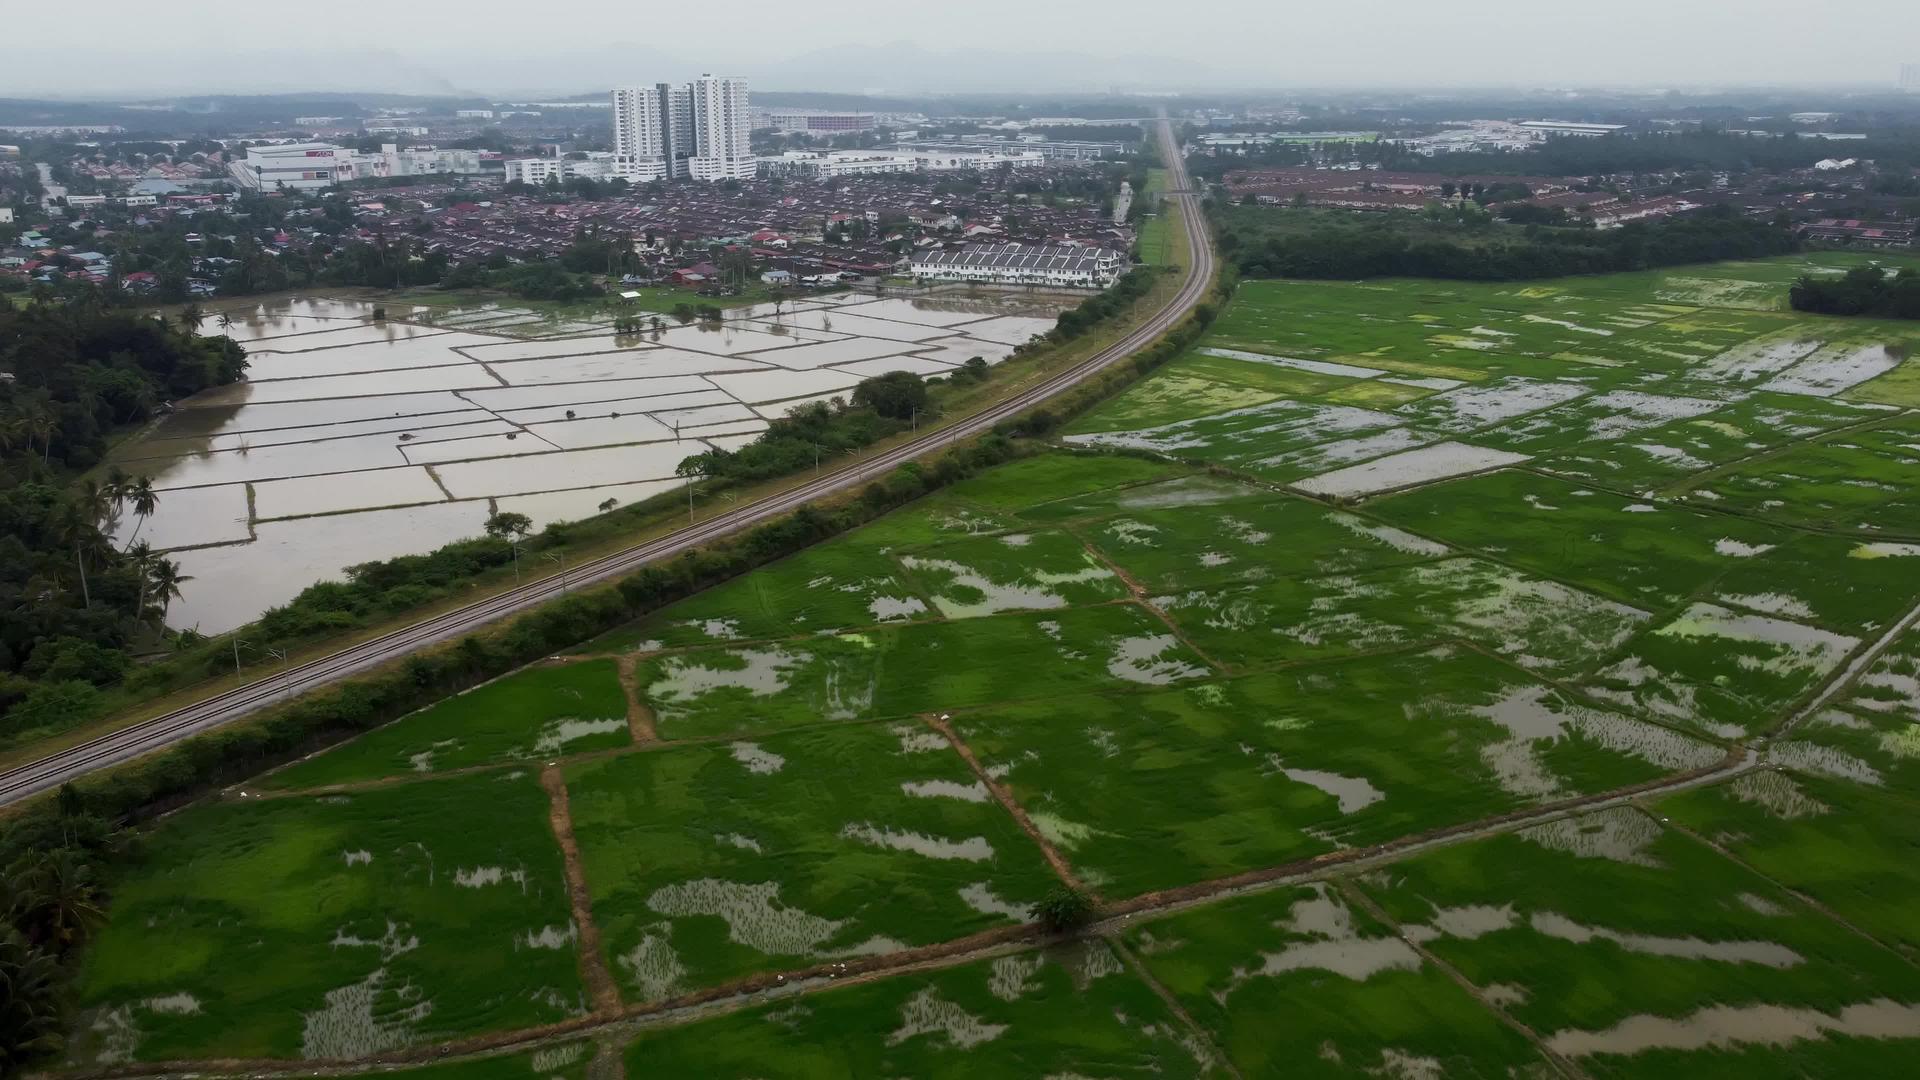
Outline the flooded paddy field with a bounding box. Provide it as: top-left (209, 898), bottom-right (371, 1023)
top-left (1127, 883), bottom-right (1545, 1077)
top-left (623, 941), bottom-right (1218, 1076)
top-left (120, 290), bottom-right (1071, 633)
top-left (262, 659), bottom-right (631, 790)
top-left (69, 773), bottom-right (582, 1064)
top-left (1359, 804), bottom-right (1920, 1075)
top-left (564, 721), bottom-right (1060, 1001)
top-left (70, 254), bottom-right (1920, 1071)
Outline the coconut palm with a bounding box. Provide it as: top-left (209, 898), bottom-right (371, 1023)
top-left (3, 849), bottom-right (106, 954)
top-left (52, 497), bottom-right (111, 609)
top-left (177, 303), bottom-right (206, 335)
top-left (126, 540), bottom-right (155, 621)
top-left (125, 477), bottom-right (159, 544)
top-left (147, 557), bottom-right (191, 626)
top-left (0, 928), bottom-right (65, 1067)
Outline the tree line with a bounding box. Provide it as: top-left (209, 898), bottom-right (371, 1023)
top-left (1789, 265), bottom-right (1920, 319)
top-left (0, 300), bottom-right (239, 750)
top-left (1214, 202), bottom-right (1800, 281)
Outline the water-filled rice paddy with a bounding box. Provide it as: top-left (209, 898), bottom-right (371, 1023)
top-left (75, 255), bottom-right (1920, 1073)
top-left (122, 291), bottom-right (1073, 633)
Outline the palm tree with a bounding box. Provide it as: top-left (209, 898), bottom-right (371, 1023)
top-left (52, 497), bottom-right (110, 609)
top-left (3, 849), bottom-right (106, 954)
top-left (147, 557), bottom-right (191, 626)
top-left (177, 303), bottom-right (206, 335)
top-left (125, 477), bottom-right (159, 544)
top-left (126, 540), bottom-right (155, 622)
top-left (0, 928), bottom-right (64, 1067)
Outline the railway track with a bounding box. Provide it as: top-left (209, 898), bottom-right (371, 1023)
top-left (0, 120), bottom-right (1214, 806)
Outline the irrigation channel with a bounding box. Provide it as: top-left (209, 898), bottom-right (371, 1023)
top-left (0, 118), bottom-right (1214, 807)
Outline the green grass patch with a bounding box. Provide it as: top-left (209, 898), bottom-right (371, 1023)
top-left (1081, 496), bottom-right (1448, 593)
top-left (1676, 413), bottom-right (1920, 535)
top-left (900, 527), bottom-right (1129, 617)
top-left (941, 450), bottom-right (1179, 511)
top-left (633, 604), bottom-right (1212, 740)
top-left (1581, 601), bottom-right (1861, 739)
top-left (1368, 470), bottom-right (1789, 610)
top-left (563, 722), bottom-right (1058, 1001)
top-left (1361, 803), bottom-right (1920, 1076)
top-left (957, 647), bottom-right (1716, 898)
top-left (1126, 883), bottom-right (1543, 1077)
top-left (264, 660), bottom-right (631, 790)
top-left (70, 774), bottom-right (582, 1063)
top-left (1659, 770), bottom-right (1920, 958)
top-left (1156, 557), bottom-right (1650, 679)
top-left (622, 940), bottom-right (1218, 1076)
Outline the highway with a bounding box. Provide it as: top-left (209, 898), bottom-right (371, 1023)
top-left (0, 119), bottom-right (1214, 807)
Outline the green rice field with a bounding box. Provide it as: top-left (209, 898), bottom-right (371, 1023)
top-left (66, 254), bottom-right (1920, 1074)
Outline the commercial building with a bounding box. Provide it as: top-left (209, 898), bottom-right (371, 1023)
top-left (612, 75), bottom-right (754, 182)
top-left (910, 242), bottom-right (1126, 289)
top-left (756, 109), bottom-right (877, 134)
top-left (228, 142), bottom-right (499, 190)
top-left (503, 153), bottom-right (630, 185)
top-left (1517, 121), bottom-right (1626, 138)
top-left (906, 149), bottom-right (1045, 171)
top-left (757, 151), bottom-right (917, 178)
top-left (228, 142), bottom-right (353, 190)
top-left (902, 136), bottom-right (1128, 161)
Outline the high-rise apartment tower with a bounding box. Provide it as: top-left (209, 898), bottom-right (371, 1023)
top-left (612, 75), bottom-right (755, 182)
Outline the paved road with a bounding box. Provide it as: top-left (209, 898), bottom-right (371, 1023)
top-left (0, 121), bottom-right (1215, 807)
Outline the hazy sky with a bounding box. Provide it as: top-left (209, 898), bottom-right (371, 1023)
top-left (7, 0), bottom-right (1918, 97)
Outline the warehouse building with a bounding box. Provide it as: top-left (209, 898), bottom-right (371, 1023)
top-left (911, 243), bottom-right (1126, 289)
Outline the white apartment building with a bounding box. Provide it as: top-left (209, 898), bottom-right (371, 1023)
top-left (612, 75), bottom-right (754, 182)
top-left (503, 153), bottom-right (634, 185)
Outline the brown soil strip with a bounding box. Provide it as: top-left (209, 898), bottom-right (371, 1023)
top-left (616, 654), bottom-right (657, 743)
top-left (541, 764), bottom-right (622, 1015)
top-left (1109, 936), bottom-right (1244, 1080)
top-left (922, 712), bottom-right (1091, 897)
top-left (585, 1036), bottom-right (625, 1080)
top-left (423, 463), bottom-right (456, 501)
top-left (1339, 881), bottom-right (1586, 1080)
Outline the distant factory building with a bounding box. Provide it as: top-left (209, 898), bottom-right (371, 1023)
top-left (911, 243), bottom-right (1126, 289)
top-left (755, 109), bottom-right (877, 134)
top-left (1516, 120), bottom-right (1627, 137)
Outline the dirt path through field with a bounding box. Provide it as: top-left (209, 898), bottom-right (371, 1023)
top-left (923, 712), bottom-right (1092, 897)
top-left (1339, 881), bottom-right (1586, 1080)
top-left (541, 764), bottom-right (622, 1015)
top-left (616, 654), bottom-right (658, 743)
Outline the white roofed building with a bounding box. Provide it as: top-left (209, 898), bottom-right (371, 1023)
top-left (911, 243), bottom-right (1127, 289)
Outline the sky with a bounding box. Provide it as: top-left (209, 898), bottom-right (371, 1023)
top-left (6, 0), bottom-right (1918, 98)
